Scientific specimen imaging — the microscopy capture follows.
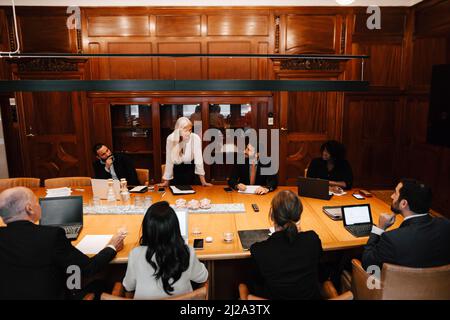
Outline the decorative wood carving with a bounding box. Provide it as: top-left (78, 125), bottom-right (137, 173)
top-left (14, 58), bottom-right (80, 72)
top-left (274, 15), bottom-right (280, 53)
top-left (76, 29), bottom-right (83, 53)
top-left (279, 59), bottom-right (341, 71)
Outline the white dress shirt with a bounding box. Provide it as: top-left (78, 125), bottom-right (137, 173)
top-left (163, 132), bottom-right (205, 180)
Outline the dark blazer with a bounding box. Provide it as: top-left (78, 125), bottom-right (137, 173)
top-left (250, 230), bottom-right (322, 300)
top-left (362, 215), bottom-right (450, 270)
top-left (227, 158), bottom-right (278, 192)
top-left (0, 221), bottom-right (116, 300)
top-left (307, 158), bottom-right (353, 189)
top-left (93, 152), bottom-right (139, 186)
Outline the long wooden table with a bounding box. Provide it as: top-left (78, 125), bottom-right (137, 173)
top-left (20, 185), bottom-right (401, 262)
top-left (1, 185), bottom-right (401, 299)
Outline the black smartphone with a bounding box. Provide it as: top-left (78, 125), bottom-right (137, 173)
top-left (352, 193), bottom-right (365, 200)
top-left (193, 238), bottom-right (204, 250)
top-left (158, 187), bottom-right (165, 193)
top-left (224, 187), bottom-right (233, 192)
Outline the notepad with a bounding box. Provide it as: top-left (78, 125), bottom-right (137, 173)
top-left (237, 185), bottom-right (261, 194)
top-left (170, 185), bottom-right (195, 195)
top-left (76, 235), bottom-right (113, 254)
top-left (45, 187), bottom-right (72, 197)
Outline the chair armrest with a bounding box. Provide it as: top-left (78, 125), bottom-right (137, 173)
top-left (238, 283), bottom-right (250, 300)
top-left (321, 280), bottom-right (339, 299)
top-left (112, 282), bottom-right (125, 297)
top-left (351, 259), bottom-right (381, 300)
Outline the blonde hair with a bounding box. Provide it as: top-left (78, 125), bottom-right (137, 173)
top-left (170, 117), bottom-right (193, 164)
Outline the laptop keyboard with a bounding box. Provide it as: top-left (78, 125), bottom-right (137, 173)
top-left (62, 225), bottom-right (82, 239)
top-left (345, 224), bottom-right (372, 237)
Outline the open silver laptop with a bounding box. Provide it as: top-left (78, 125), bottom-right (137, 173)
top-left (91, 179), bottom-right (121, 200)
top-left (342, 204), bottom-right (373, 237)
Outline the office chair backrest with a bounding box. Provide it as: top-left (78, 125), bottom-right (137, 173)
top-left (136, 168), bottom-right (150, 185)
top-left (0, 178), bottom-right (40, 189)
top-left (44, 177), bottom-right (92, 188)
top-left (351, 259), bottom-right (450, 300)
top-left (381, 263), bottom-right (450, 300)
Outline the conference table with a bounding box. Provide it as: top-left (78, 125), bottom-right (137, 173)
top-left (4, 185), bottom-right (402, 299)
top-left (25, 185), bottom-right (401, 263)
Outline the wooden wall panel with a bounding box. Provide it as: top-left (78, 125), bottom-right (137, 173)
top-left (157, 42), bottom-right (202, 79)
top-left (411, 37), bottom-right (447, 88)
top-left (343, 97), bottom-right (401, 188)
top-left (87, 16), bottom-right (150, 37)
top-left (207, 42), bottom-right (252, 79)
top-left (352, 8), bottom-right (407, 42)
top-left (156, 15), bottom-right (201, 37)
top-left (285, 14), bottom-right (339, 53)
top-left (207, 15), bottom-right (269, 36)
top-left (107, 42), bottom-right (152, 79)
top-left (352, 43), bottom-right (403, 87)
top-left (414, 0), bottom-right (450, 36)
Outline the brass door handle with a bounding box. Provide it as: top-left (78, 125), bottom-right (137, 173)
top-left (280, 127), bottom-right (288, 131)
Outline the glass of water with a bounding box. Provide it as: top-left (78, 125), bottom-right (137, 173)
top-left (144, 196), bottom-right (152, 208)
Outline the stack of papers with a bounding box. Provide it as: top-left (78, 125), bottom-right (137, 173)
top-left (76, 235), bottom-right (113, 254)
top-left (45, 187), bottom-right (72, 197)
top-left (170, 185), bottom-right (195, 194)
top-left (237, 185), bottom-right (261, 194)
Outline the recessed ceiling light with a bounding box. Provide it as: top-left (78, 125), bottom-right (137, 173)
top-left (336, 0), bottom-right (356, 5)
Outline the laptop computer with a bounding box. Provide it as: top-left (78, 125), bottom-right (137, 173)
top-left (298, 177), bottom-right (332, 200)
top-left (342, 204), bottom-right (373, 237)
top-left (39, 196), bottom-right (83, 240)
top-left (238, 229), bottom-right (270, 250)
top-left (91, 178), bottom-right (121, 200)
top-left (174, 208), bottom-right (189, 243)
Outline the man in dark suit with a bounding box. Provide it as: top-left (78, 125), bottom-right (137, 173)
top-left (92, 143), bottom-right (139, 186)
top-left (227, 143), bottom-right (278, 195)
top-left (0, 187), bottom-right (127, 300)
top-left (362, 179), bottom-right (450, 270)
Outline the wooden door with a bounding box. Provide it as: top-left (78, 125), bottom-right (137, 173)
top-left (16, 89), bottom-right (89, 180)
top-left (278, 77), bottom-right (344, 185)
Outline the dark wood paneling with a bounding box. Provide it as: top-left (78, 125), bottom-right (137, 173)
top-left (107, 42), bottom-right (152, 79)
top-left (207, 15), bottom-right (269, 36)
top-left (19, 16), bottom-right (71, 52)
top-left (87, 16), bottom-right (150, 37)
top-left (343, 96), bottom-right (401, 188)
top-left (207, 42), bottom-right (252, 79)
top-left (352, 8), bottom-right (407, 42)
top-left (287, 92), bottom-right (328, 133)
top-left (352, 43), bottom-right (403, 87)
top-left (157, 42), bottom-right (202, 79)
top-left (156, 15), bottom-right (201, 37)
top-left (414, 0), bottom-right (450, 36)
top-left (285, 14), bottom-right (339, 53)
top-left (411, 37), bottom-right (447, 88)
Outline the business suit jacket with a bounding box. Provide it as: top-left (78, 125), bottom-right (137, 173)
top-left (93, 152), bottom-right (139, 186)
top-left (0, 221), bottom-right (116, 300)
top-left (362, 215), bottom-right (450, 270)
top-left (250, 230), bottom-right (323, 300)
top-left (227, 158), bottom-right (278, 192)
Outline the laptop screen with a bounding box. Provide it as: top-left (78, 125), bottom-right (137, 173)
top-left (39, 196), bottom-right (83, 226)
top-left (174, 208), bottom-right (188, 240)
top-left (343, 204), bottom-right (372, 225)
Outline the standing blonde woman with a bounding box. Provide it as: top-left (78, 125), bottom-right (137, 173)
top-left (159, 117), bottom-right (212, 186)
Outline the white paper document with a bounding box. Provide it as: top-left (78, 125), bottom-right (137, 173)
top-left (45, 187), bottom-right (72, 197)
top-left (170, 186), bottom-right (195, 194)
top-left (237, 185), bottom-right (261, 194)
top-left (76, 235), bottom-right (113, 254)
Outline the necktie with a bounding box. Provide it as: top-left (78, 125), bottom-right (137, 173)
top-left (250, 162), bottom-right (257, 185)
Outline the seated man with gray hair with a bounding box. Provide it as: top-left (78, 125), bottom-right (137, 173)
top-left (0, 187), bottom-right (126, 300)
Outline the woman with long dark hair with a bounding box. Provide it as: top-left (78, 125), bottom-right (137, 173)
top-left (250, 190), bottom-right (323, 299)
top-left (307, 140), bottom-right (353, 189)
top-left (122, 201), bottom-right (208, 299)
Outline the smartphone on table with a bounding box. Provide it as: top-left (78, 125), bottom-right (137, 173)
top-left (193, 238), bottom-right (204, 250)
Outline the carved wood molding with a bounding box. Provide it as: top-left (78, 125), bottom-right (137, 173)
top-left (76, 29), bottom-right (83, 53)
top-left (279, 59), bottom-right (341, 71)
top-left (10, 58), bottom-right (86, 72)
top-left (274, 15), bottom-right (280, 53)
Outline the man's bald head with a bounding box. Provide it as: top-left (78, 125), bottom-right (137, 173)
top-left (0, 187), bottom-right (40, 224)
